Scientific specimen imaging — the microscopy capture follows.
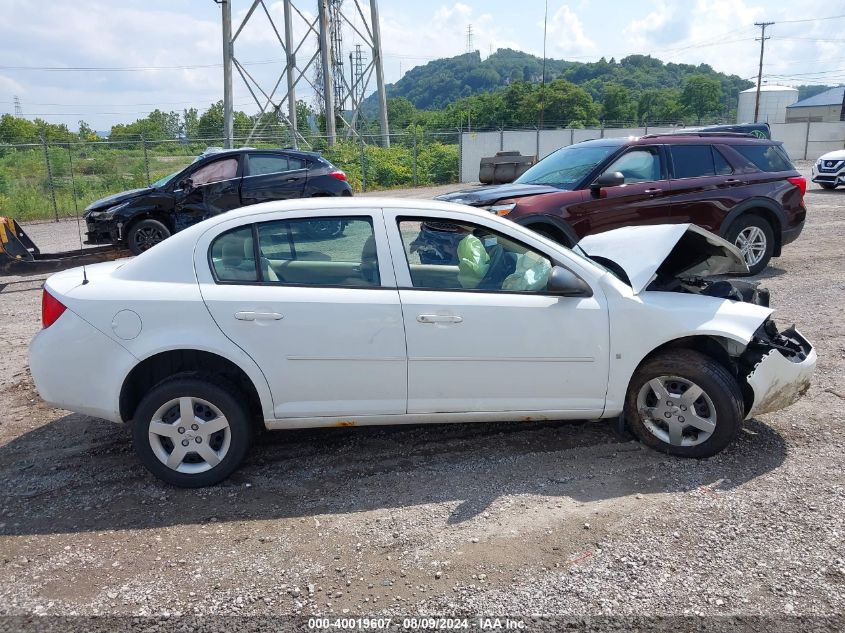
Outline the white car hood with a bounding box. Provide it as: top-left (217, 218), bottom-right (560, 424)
top-left (578, 223), bottom-right (748, 294)
top-left (819, 149), bottom-right (845, 161)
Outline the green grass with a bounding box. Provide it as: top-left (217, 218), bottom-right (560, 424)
top-left (0, 140), bottom-right (459, 222)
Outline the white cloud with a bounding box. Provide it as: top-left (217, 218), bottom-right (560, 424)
top-left (545, 5), bottom-right (595, 57)
top-left (379, 2), bottom-right (522, 78)
top-left (624, 1), bottom-right (690, 49)
top-left (0, 75), bottom-right (26, 96)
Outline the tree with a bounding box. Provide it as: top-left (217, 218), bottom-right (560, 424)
top-left (296, 100), bottom-right (313, 135)
top-left (183, 108), bottom-right (199, 138)
top-left (681, 75), bottom-right (722, 124)
top-left (77, 120), bottom-right (98, 141)
top-left (0, 114), bottom-right (38, 144)
top-left (195, 101), bottom-right (250, 141)
top-left (109, 109), bottom-right (181, 142)
top-left (386, 97), bottom-right (417, 129)
top-left (601, 83), bottom-right (633, 123)
top-left (637, 89), bottom-right (684, 124)
top-left (522, 80), bottom-right (598, 127)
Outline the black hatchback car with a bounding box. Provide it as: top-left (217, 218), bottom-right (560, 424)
top-left (84, 148), bottom-right (352, 254)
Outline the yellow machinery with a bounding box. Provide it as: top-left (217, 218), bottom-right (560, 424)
top-left (0, 216), bottom-right (125, 276)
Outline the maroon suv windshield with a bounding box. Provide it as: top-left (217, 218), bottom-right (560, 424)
top-left (515, 144), bottom-right (618, 188)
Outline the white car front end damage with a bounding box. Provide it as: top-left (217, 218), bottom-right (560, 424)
top-left (579, 224), bottom-right (817, 420)
top-left (743, 323), bottom-right (816, 418)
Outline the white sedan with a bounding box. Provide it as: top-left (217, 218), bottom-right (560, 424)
top-left (29, 198), bottom-right (816, 487)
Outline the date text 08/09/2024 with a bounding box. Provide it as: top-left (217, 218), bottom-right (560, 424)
top-left (307, 617), bottom-right (527, 629)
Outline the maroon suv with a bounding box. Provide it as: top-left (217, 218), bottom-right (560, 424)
top-left (437, 133), bottom-right (807, 274)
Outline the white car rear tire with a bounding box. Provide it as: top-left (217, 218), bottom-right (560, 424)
top-left (131, 374), bottom-right (253, 487)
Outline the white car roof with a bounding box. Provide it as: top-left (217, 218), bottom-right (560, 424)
top-left (112, 197), bottom-right (493, 283)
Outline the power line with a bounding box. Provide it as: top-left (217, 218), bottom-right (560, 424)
top-left (775, 13), bottom-right (845, 24)
top-left (0, 58), bottom-right (288, 72)
top-left (774, 37), bottom-right (845, 43)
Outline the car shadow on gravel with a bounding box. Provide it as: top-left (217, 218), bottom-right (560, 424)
top-left (0, 413), bottom-right (787, 535)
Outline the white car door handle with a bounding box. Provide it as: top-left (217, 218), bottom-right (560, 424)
top-left (417, 314), bottom-right (463, 324)
top-left (234, 311), bottom-right (284, 321)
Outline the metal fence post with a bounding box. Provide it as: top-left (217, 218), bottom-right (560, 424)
top-left (141, 134), bottom-right (151, 186)
top-left (804, 121), bottom-right (811, 160)
top-left (457, 124), bottom-right (463, 183)
top-left (412, 128), bottom-right (418, 188)
top-left (535, 126), bottom-right (540, 159)
top-left (360, 140), bottom-right (366, 192)
top-left (41, 135), bottom-right (59, 222)
top-left (499, 128), bottom-right (504, 151)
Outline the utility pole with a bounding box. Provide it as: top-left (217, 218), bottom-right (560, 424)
top-left (220, 0), bottom-right (233, 148)
top-left (753, 21), bottom-right (774, 124)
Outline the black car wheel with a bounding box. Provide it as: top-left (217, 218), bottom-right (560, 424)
top-left (726, 215), bottom-right (774, 275)
top-left (128, 219), bottom-right (171, 255)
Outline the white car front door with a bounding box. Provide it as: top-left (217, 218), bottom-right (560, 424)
top-left (385, 210), bottom-right (610, 416)
top-left (196, 211), bottom-right (407, 419)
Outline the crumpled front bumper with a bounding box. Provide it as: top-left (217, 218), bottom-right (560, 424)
top-left (84, 214), bottom-right (121, 245)
top-left (745, 327), bottom-right (816, 418)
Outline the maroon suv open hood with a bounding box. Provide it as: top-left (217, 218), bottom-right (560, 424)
top-left (435, 183), bottom-right (564, 206)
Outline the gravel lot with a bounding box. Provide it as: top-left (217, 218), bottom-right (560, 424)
top-left (1, 165), bottom-right (844, 629)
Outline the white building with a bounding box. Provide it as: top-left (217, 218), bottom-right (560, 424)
top-left (736, 85), bottom-right (799, 124)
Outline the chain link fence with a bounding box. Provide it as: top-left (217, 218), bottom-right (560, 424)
top-left (0, 130), bottom-right (461, 222)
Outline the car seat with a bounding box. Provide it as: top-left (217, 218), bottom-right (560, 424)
top-left (359, 235), bottom-right (380, 285)
top-left (217, 233), bottom-right (280, 282)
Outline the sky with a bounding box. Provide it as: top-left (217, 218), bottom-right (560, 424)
top-left (1, 0), bottom-right (844, 131)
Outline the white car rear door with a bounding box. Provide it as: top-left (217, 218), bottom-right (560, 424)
top-left (196, 209), bottom-right (407, 419)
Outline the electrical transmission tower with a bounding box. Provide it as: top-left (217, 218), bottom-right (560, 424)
top-left (219, 0), bottom-right (389, 148)
top-left (329, 0), bottom-right (345, 112)
top-left (13, 95), bottom-right (22, 116)
top-left (466, 24), bottom-right (474, 54)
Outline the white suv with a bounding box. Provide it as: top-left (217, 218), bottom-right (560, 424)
top-left (811, 150), bottom-right (845, 189)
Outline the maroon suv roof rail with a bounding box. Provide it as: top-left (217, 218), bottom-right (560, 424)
top-left (640, 131), bottom-right (759, 140)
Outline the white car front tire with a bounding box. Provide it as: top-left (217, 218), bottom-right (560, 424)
top-left (625, 350), bottom-right (744, 458)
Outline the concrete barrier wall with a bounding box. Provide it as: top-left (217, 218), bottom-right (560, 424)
top-left (460, 122), bottom-right (845, 181)
top-left (538, 129), bottom-right (573, 158)
top-left (502, 130), bottom-right (538, 157)
top-left (770, 122), bottom-right (808, 160)
top-left (806, 122), bottom-right (845, 160)
top-left (460, 131), bottom-right (499, 183)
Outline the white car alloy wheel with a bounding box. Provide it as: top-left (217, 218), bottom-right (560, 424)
top-left (734, 226), bottom-right (767, 268)
top-left (636, 375), bottom-right (717, 447)
top-left (148, 396), bottom-right (232, 474)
